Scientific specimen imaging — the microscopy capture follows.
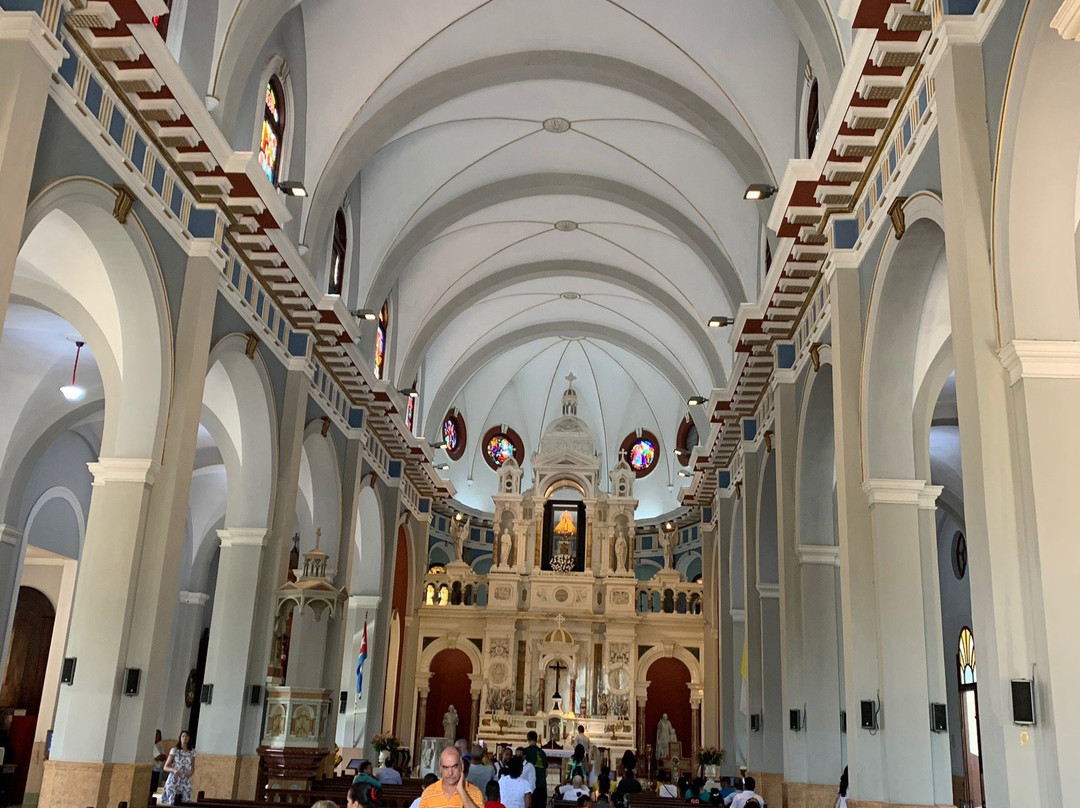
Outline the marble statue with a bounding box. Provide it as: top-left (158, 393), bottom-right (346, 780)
top-left (499, 528), bottom-right (512, 567)
top-left (662, 529), bottom-right (674, 570)
top-left (450, 516), bottom-right (470, 563)
top-left (443, 704), bottom-right (459, 740)
top-left (614, 528), bottom-right (628, 573)
top-left (656, 712), bottom-right (677, 756)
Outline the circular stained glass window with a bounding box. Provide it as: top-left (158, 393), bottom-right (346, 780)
top-left (487, 436), bottom-right (515, 466)
top-left (630, 440), bottom-right (656, 471)
top-left (443, 419), bottom-right (458, 452)
top-left (442, 409), bottom-right (466, 461)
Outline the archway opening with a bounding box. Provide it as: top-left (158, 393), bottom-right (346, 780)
top-left (424, 648), bottom-right (473, 742)
top-left (645, 657), bottom-right (692, 771)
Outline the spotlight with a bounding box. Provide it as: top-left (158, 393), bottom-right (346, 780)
top-left (708, 316), bottom-right (734, 328)
top-left (429, 440), bottom-right (448, 450)
top-left (353, 309), bottom-right (378, 321)
top-left (60, 341), bottom-right (87, 402)
top-left (678, 470), bottom-right (692, 478)
top-left (400, 387), bottom-right (419, 399)
top-left (687, 395), bottom-right (707, 406)
top-left (744, 184), bottom-right (777, 201)
top-left (673, 448), bottom-right (688, 457)
top-left (434, 463), bottom-right (450, 471)
top-left (277, 180), bottom-right (308, 197)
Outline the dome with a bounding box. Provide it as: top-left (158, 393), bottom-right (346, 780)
top-left (544, 627), bottom-right (574, 644)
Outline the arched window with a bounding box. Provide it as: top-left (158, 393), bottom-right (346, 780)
top-left (328, 208), bottom-right (347, 296)
top-left (443, 409), bottom-right (467, 461)
top-left (806, 79), bottom-right (820, 158)
top-left (675, 414), bottom-right (698, 466)
top-left (404, 379), bottom-right (417, 433)
top-left (958, 627), bottom-right (976, 685)
top-left (259, 76), bottom-right (285, 185)
top-left (482, 425), bottom-right (524, 471)
top-left (620, 430), bottom-right (659, 477)
top-left (373, 301), bottom-right (389, 380)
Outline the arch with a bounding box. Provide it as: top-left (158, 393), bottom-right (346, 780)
top-left (352, 483), bottom-right (384, 594)
top-left (23, 487), bottom-right (86, 561)
top-left (912, 338), bottom-right (957, 485)
top-left (0, 587), bottom-right (56, 713)
top-left (675, 551), bottom-right (701, 581)
top-left (861, 193), bottom-right (949, 479)
top-left (17, 178), bottom-right (172, 461)
top-left (297, 424), bottom-right (342, 555)
top-left (399, 258), bottom-right (729, 387)
top-left (201, 334), bottom-right (278, 528)
top-left (420, 645), bottom-right (476, 739)
top-left (366, 173), bottom-right (748, 320)
top-left (796, 361), bottom-right (837, 547)
top-left (643, 655), bottom-right (694, 760)
top-left (757, 451), bottom-right (779, 585)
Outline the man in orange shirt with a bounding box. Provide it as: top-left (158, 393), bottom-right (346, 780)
top-left (419, 746), bottom-right (484, 808)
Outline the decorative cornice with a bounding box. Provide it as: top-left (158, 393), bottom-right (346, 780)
top-left (797, 544), bottom-right (840, 566)
top-left (756, 583), bottom-right (780, 599)
top-left (862, 478), bottom-right (941, 509)
top-left (729, 608), bottom-right (745, 622)
top-left (179, 590), bottom-right (211, 606)
top-left (0, 524), bottom-right (24, 547)
top-left (1052, 0), bottom-right (1080, 41)
top-left (217, 527), bottom-right (268, 548)
top-left (87, 458), bottom-right (159, 487)
top-left (349, 595), bottom-right (382, 609)
top-left (0, 10), bottom-right (65, 70)
top-left (998, 340), bottom-right (1080, 387)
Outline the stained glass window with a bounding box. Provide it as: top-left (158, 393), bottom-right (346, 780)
top-left (630, 439), bottom-right (656, 471)
top-left (405, 394), bottom-right (415, 432)
top-left (959, 627), bottom-right (976, 686)
top-left (329, 208), bottom-right (347, 296)
top-left (806, 78), bottom-right (820, 158)
top-left (443, 410), bottom-right (466, 460)
top-left (443, 419), bottom-right (458, 451)
top-left (374, 301), bottom-right (388, 379)
top-left (487, 436), bottom-right (515, 466)
top-left (259, 77), bottom-right (285, 185)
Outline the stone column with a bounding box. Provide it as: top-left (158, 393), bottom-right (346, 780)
top-left (0, 524), bottom-right (25, 676)
top-left (337, 594), bottom-right (380, 750)
top-left (635, 684), bottom-right (648, 757)
top-left (0, 10), bottom-right (63, 343)
top-left (41, 458), bottom-right (159, 808)
top-left (713, 491), bottom-right (737, 770)
top-left (740, 443), bottom-right (764, 768)
top-left (826, 258), bottom-right (886, 802)
top-left (160, 591), bottom-right (211, 735)
top-left (757, 581), bottom-right (783, 789)
top-left (469, 673), bottom-right (482, 743)
top-left (689, 687), bottom-right (703, 767)
top-left (935, 34), bottom-right (1059, 807)
top-left (861, 480), bottom-right (950, 804)
top-left (414, 682), bottom-right (430, 765)
top-left (699, 520), bottom-right (720, 750)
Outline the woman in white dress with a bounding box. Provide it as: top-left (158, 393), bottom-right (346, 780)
top-left (498, 754), bottom-right (533, 808)
top-left (161, 730), bottom-right (196, 805)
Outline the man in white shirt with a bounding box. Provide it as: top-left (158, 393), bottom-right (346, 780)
top-left (727, 776), bottom-right (765, 808)
top-left (557, 775), bottom-right (590, 802)
top-left (514, 747), bottom-right (537, 792)
top-left (573, 726), bottom-right (590, 755)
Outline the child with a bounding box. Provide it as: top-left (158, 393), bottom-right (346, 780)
top-left (486, 776), bottom-right (508, 808)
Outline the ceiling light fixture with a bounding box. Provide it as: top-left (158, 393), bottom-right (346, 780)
top-left (744, 184), bottom-right (777, 201)
top-left (678, 470), bottom-right (692, 478)
top-left (60, 341), bottom-right (87, 402)
top-left (277, 180), bottom-right (308, 197)
top-left (708, 316), bottom-right (734, 328)
top-left (673, 448), bottom-right (688, 457)
top-left (687, 395), bottom-right (707, 406)
top-left (353, 309), bottom-right (378, 321)
top-left (434, 463), bottom-right (450, 471)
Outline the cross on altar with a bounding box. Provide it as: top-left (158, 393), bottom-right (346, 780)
top-left (554, 613), bottom-right (566, 629)
top-left (549, 659), bottom-right (568, 700)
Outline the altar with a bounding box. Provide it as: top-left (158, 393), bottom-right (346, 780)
top-left (413, 378), bottom-right (707, 775)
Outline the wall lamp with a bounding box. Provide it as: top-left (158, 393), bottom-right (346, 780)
top-left (744, 184), bottom-right (777, 201)
top-left (400, 387), bottom-right (419, 399)
top-left (673, 448), bottom-right (689, 457)
top-left (277, 180), bottom-right (308, 197)
top-left (434, 463), bottom-right (450, 471)
top-left (677, 470), bottom-right (692, 478)
top-left (353, 309), bottom-right (378, 321)
top-left (708, 316), bottom-right (734, 328)
top-left (687, 395), bottom-right (707, 406)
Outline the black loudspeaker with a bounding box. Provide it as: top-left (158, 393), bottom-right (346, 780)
top-left (61, 657), bottom-right (77, 685)
top-left (840, 710), bottom-right (847, 733)
top-left (200, 683), bottom-right (214, 705)
top-left (749, 713), bottom-right (762, 732)
top-left (123, 667), bottom-right (141, 696)
top-left (249, 685), bottom-right (262, 706)
top-left (1011, 679), bottom-right (1036, 725)
top-left (930, 702), bottom-right (948, 732)
top-left (340, 691), bottom-right (348, 714)
top-left (860, 699), bottom-right (877, 730)
top-left (789, 709), bottom-right (803, 732)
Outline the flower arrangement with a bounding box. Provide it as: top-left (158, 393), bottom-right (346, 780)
top-left (697, 746), bottom-right (725, 766)
top-left (371, 732), bottom-right (402, 753)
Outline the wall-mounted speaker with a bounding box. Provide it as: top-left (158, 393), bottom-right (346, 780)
top-left (249, 685), bottom-right (262, 706)
top-left (340, 691), bottom-right (348, 714)
top-left (789, 708), bottom-right (803, 732)
top-left (200, 683), bottom-right (214, 705)
top-left (1011, 679), bottom-right (1036, 725)
top-left (930, 702), bottom-right (948, 732)
top-left (749, 713), bottom-right (762, 732)
top-left (123, 667), bottom-right (141, 696)
top-left (61, 657), bottom-right (77, 685)
top-left (840, 710), bottom-right (847, 734)
top-left (860, 699), bottom-right (877, 730)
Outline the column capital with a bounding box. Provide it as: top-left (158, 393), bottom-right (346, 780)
top-left (185, 239), bottom-right (228, 269)
top-left (217, 527), bottom-right (268, 548)
top-left (0, 524), bottom-right (23, 546)
top-left (88, 458), bottom-right (160, 487)
top-left (179, 590), bottom-right (211, 606)
top-left (0, 11), bottom-right (65, 70)
top-left (998, 339), bottom-right (1080, 386)
top-left (862, 478), bottom-right (941, 509)
top-left (729, 608), bottom-right (745, 622)
top-left (350, 594), bottom-right (382, 609)
top-left (756, 582), bottom-right (780, 600)
top-left (796, 544), bottom-right (840, 567)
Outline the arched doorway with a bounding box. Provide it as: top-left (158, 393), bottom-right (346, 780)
top-left (645, 657), bottom-right (692, 772)
top-left (424, 648), bottom-right (473, 742)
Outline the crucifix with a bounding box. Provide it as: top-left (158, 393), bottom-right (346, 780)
top-left (549, 659), bottom-right (568, 703)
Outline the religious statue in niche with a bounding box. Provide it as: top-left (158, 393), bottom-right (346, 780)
top-left (655, 713), bottom-right (678, 759)
top-left (499, 528), bottom-right (513, 568)
top-left (443, 704), bottom-right (459, 739)
top-left (450, 515), bottom-right (470, 563)
top-left (614, 526), bottom-right (629, 573)
top-left (545, 500), bottom-right (584, 573)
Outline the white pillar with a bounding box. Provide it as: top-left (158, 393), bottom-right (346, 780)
top-left (160, 591), bottom-right (210, 735)
top-left (337, 594), bottom-right (381, 749)
top-left (714, 491), bottom-right (737, 772)
top-left (740, 444), bottom-right (764, 768)
top-left (757, 583), bottom-right (783, 777)
top-left (0, 11), bottom-right (63, 344)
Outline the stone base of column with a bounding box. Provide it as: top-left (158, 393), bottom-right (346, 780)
top-left (753, 771), bottom-right (784, 808)
top-left (194, 753), bottom-right (262, 800)
top-left (784, 781), bottom-right (845, 808)
top-left (39, 759), bottom-right (152, 808)
top-left (21, 740), bottom-right (47, 806)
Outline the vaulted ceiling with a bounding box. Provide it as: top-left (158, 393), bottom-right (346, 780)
top-left (201, 0), bottom-right (852, 516)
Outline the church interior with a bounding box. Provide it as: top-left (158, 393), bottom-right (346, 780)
top-left (0, 0), bottom-right (1078, 807)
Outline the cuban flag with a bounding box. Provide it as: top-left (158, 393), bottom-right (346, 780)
top-left (356, 619), bottom-right (368, 696)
